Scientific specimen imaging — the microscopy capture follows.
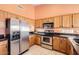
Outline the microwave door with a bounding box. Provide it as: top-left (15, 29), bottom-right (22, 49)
top-left (43, 23), bottom-right (54, 29)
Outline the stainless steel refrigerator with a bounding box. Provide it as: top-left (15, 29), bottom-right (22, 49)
top-left (5, 18), bottom-right (29, 55)
top-left (19, 20), bottom-right (29, 54)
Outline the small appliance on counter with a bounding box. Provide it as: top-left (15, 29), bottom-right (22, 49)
top-left (5, 18), bottom-right (29, 55)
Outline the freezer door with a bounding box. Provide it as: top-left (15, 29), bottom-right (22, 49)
top-left (20, 21), bottom-right (29, 53)
top-left (10, 19), bottom-right (20, 55)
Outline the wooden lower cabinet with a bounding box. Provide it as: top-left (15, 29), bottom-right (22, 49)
top-left (66, 39), bottom-right (74, 55)
top-left (29, 35), bottom-right (41, 47)
top-left (59, 37), bottom-right (67, 53)
top-left (53, 36), bottom-right (67, 53)
top-left (53, 36), bottom-right (74, 55)
top-left (29, 35), bottom-right (35, 47)
top-left (0, 40), bottom-right (8, 55)
top-left (53, 37), bottom-right (60, 51)
top-left (35, 35), bottom-right (41, 45)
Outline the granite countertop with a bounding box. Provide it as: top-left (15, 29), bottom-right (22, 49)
top-left (0, 34), bottom-right (6, 42)
top-left (33, 32), bottom-right (79, 36)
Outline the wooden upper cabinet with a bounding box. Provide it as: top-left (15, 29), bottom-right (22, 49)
top-left (42, 18), bottom-right (54, 23)
top-left (42, 19), bottom-right (49, 23)
top-left (3, 12), bottom-right (8, 19)
top-left (73, 13), bottom-right (79, 27)
top-left (35, 18), bottom-right (54, 28)
top-left (54, 16), bottom-right (62, 28)
top-left (48, 17), bottom-right (54, 23)
top-left (35, 19), bottom-right (43, 28)
top-left (43, 18), bottom-right (54, 23)
top-left (0, 11), bottom-right (4, 20)
top-left (62, 14), bottom-right (72, 28)
top-left (35, 20), bottom-right (40, 28)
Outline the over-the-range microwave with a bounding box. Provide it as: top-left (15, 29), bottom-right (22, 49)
top-left (43, 22), bottom-right (54, 29)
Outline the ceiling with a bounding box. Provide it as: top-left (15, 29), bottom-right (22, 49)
top-left (32, 4), bottom-right (41, 6)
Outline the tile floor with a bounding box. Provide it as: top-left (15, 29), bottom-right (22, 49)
top-left (23, 45), bottom-right (65, 55)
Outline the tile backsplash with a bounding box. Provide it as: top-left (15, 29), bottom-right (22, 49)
top-left (35, 28), bottom-right (45, 32)
top-left (54, 28), bottom-right (79, 34)
top-left (35, 28), bottom-right (79, 34)
top-left (60, 29), bottom-right (74, 33)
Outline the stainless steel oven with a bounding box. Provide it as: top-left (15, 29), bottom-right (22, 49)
top-left (41, 36), bottom-right (53, 50)
top-left (41, 36), bottom-right (52, 45)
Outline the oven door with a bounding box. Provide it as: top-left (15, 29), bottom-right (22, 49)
top-left (41, 36), bottom-right (52, 45)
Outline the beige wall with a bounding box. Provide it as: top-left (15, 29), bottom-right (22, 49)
top-left (0, 4), bottom-right (35, 19)
top-left (1, 4), bottom-right (79, 19)
top-left (35, 4), bottom-right (79, 19)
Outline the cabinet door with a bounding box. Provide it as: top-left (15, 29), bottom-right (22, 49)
top-left (40, 20), bottom-right (43, 28)
top-left (35, 20), bottom-right (42, 28)
top-left (0, 44), bottom-right (8, 55)
top-left (48, 17), bottom-right (54, 23)
top-left (29, 35), bottom-right (35, 47)
top-left (66, 39), bottom-right (74, 55)
top-left (0, 11), bottom-right (4, 20)
top-left (73, 13), bottom-right (79, 27)
top-left (63, 14), bottom-right (72, 28)
top-left (54, 16), bottom-right (62, 28)
top-left (42, 19), bottom-right (49, 23)
top-left (59, 38), bottom-right (67, 53)
top-left (35, 35), bottom-right (41, 45)
top-left (53, 37), bottom-right (60, 50)
top-left (35, 20), bottom-right (39, 28)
